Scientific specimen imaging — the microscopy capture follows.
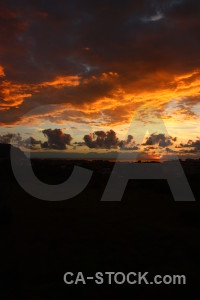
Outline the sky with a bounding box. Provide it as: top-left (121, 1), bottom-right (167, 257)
top-left (0, 0), bottom-right (200, 160)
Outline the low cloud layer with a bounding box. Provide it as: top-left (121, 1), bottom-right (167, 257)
top-left (21, 137), bottom-right (41, 150)
top-left (119, 135), bottom-right (139, 150)
top-left (176, 139), bottom-right (200, 154)
top-left (0, 129), bottom-right (72, 150)
top-left (0, 133), bottom-right (22, 144)
top-left (1, 129), bottom-right (200, 159)
top-left (84, 130), bottom-right (138, 150)
top-left (143, 133), bottom-right (177, 148)
top-left (84, 130), bottom-right (119, 149)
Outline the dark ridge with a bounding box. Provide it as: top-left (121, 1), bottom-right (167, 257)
top-left (0, 143), bottom-right (25, 161)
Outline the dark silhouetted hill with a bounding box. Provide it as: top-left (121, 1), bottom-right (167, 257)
top-left (1, 144), bottom-right (200, 299)
top-left (0, 143), bottom-right (25, 161)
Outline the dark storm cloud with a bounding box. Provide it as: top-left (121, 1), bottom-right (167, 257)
top-left (1, 0), bottom-right (200, 84)
top-left (41, 128), bottom-right (72, 150)
top-left (1, 0), bottom-right (200, 124)
top-left (143, 133), bottom-right (177, 147)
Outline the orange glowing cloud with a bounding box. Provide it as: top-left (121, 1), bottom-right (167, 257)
top-left (39, 75), bottom-right (81, 88)
top-left (0, 65), bottom-right (5, 77)
top-left (73, 69), bottom-right (200, 127)
top-left (0, 66), bottom-right (200, 140)
top-left (0, 74), bottom-right (81, 109)
top-left (0, 80), bottom-right (32, 108)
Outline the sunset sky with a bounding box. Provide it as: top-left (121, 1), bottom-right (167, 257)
top-left (0, 0), bottom-right (200, 159)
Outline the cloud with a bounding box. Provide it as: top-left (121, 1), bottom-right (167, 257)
top-left (73, 141), bottom-right (85, 147)
top-left (0, 75), bottom-right (81, 110)
top-left (143, 133), bottom-right (177, 148)
top-left (20, 136), bottom-right (41, 150)
top-left (0, 133), bottom-right (42, 150)
top-left (84, 130), bottom-right (139, 150)
top-left (119, 135), bottom-right (139, 150)
top-left (0, 65), bottom-right (5, 77)
top-left (41, 128), bottom-right (72, 150)
top-left (0, 129), bottom-right (73, 151)
top-left (0, 0), bottom-right (200, 127)
top-left (176, 138), bottom-right (200, 153)
top-left (165, 147), bottom-right (176, 153)
top-left (142, 11), bottom-right (164, 22)
top-left (84, 130), bottom-right (119, 149)
top-left (0, 133), bottom-right (22, 144)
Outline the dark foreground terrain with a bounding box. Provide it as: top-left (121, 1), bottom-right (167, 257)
top-left (1, 144), bottom-right (200, 299)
